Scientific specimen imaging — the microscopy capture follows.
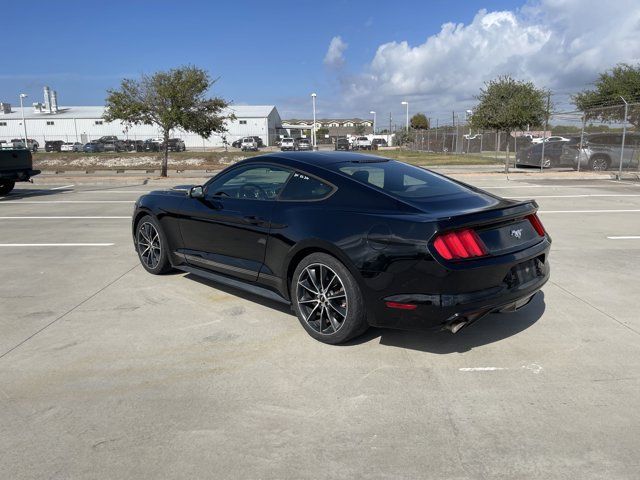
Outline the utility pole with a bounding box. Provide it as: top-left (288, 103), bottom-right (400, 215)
top-left (311, 93), bottom-right (317, 149)
top-left (577, 114), bottom-right (586, 173)
top-left (619, 96), bottom-right (629, 179)
top-left (539, 91), bottom-right (551, 172)
top-left (452, 111), bottom-right (459, 154)
top-left (19, 94), bottom-right (29, 149)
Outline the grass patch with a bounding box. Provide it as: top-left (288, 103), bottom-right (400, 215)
top-left (32, 148), bottom-right (500, 170)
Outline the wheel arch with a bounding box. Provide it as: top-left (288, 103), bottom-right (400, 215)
top-left (131, 208), bottom-right (154, 242)
top-left (283, 240), bottom-right (363, 299)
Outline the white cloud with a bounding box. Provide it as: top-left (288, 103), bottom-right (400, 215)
top-left (332, 0), bottom-right (640, 118)
top-left (324, 36), bottom-right (348, 68)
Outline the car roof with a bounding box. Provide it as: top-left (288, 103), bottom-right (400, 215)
top-left (249, 151), bottom-right (390, 167)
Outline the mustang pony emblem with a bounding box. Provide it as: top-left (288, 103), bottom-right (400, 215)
top-left (510, 228), bottom-right (523, 239)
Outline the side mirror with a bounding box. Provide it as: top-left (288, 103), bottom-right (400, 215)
top-left (188, 185), bottom-right (204, 198)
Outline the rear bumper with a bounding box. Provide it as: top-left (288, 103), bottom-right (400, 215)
top-left (367, 240), bottom-right (551, 332)
top-left (0, 169), bottom-right (40, 181)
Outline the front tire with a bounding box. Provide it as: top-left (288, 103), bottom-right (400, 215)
top-left (291, 253), bottom-right (368, 344)
top-left (589, 156), bottom-right (610, 171)
top-left (135, 215), bottom-right (173, 274)
top-left (0, 180), bottom-right (15, 196)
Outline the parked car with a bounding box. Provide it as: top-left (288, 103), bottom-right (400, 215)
top-left (280, 138), bottom-right (297, 151)
top-left (45, 140), bottom-right (65, 152)
top-left (560, 133), bottom-right (640, 171)
top-left (101, 140), bottom-right (126, 152)
top-left (10, 138), bottom-right (39, 152)
top-left (97, 135), bottom-right (119, 144)
top-left (531, 135), bottom-right (570, 144)
top-left (143, 139), bottom-right (162, 152)
top-left (335, 138), bottom-right (350, 151)
top-left (251, 136), bottom-right (264, 148)
top-left (297, 139), bottom-right (312, 151)
top-left (164, 138), bottom-right (186, 152)
top-left (354, 136), bottom-right (372, 150)
top-left (0, 148), bottom-right (40, 195)
top-left (60, 142), bottom-right (84, 152)
top-left (516, 140), bottom-right (570, 168)
top-left (123, 140), bottom-right (145, 152)
top-left (131, 152), bottom-right (551, 344)
top-left (83, 141), bottom-right (105, 153)
top-left (371, 138), bottom-right (388, 149)
top-left (231, 138), bottom-right (243, 148)
top-left (241, 137), bottom-right (258, 152)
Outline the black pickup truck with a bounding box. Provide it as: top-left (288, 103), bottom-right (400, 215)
top-left (0, 149), bottom-right (41, 195)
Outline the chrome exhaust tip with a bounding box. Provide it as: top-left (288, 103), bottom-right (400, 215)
top-left (446, 320), bottom-right (467, 334)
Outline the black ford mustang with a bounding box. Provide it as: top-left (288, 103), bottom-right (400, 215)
top-left (132, 152), bottom-right (550, 344)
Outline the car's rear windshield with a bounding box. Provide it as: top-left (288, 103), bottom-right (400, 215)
top-left (335, 161), bottom-right (472, 199)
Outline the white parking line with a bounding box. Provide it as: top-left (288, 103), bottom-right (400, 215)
top-left (0, 243), bottom-right (114, 247)
top-left (539, 210), bottom-right (640, 214)
top-left (75, 190), bottom-right (152, 194)
top-left (509, 194), bottom-right (640, 199)
top-left (479, 184), bottom-right (638, 189)
top-left (0, 216), bottom-right (130, 219)
top-left (51, 184), bottom-right (75, 190)
top-left (607, 236), bottom-right (640, 240)
top-left (0, 200), bottom-right (135, 204)
top-left (459, 367), bottom-right (508, 372)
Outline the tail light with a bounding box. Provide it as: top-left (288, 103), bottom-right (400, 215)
top-left (433, 229), bottom-right (487, 260)
top-left (527, 213), bottom-right (546, 236)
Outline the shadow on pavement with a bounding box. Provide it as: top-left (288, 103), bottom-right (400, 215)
top-left (182, 270), bottom-right (545, 352)
top-left (183, 273), bottom-right (293, 316)
top-left (0, 187), bottom-right (73, 200)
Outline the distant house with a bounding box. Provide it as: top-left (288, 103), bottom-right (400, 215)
top-left (281, 118), bottom-right (374, 137)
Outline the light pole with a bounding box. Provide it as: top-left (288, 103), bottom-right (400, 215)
top-left (311, 93), bottom-right (317, 149)
top-left (19, 93), bottom-right (28, 148)
top-left (369, 111), bottom-right (376, 135)
top-left (401, 101), bottom-right (409, 132)
top-left (619, 96), bottom-right (629, 179)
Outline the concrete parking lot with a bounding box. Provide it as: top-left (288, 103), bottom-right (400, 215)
top-left (1, 172), bottom-right (639, 479)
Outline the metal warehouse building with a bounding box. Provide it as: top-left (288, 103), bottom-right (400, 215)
top-left (0, 100), bottom-right (283, 148)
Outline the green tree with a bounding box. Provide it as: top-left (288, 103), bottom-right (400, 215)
top-left (354, 124), bottom-right (366, 135)
top-left (410, 113), bottom-right (430, 130)
top-left (573, 63), bottom-right (640, 127)
top-left (104, 66), bottom-right (232, 177)
top-left (470, 75), bottom-right (548, 162)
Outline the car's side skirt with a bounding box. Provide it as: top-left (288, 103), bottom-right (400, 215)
top-left (174, 265), bottom-right (291, 305)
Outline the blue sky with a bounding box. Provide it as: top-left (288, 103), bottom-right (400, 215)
top-left (2, 0), bottom-right (638, 121)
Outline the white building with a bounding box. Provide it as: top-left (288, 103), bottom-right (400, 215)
top-left (0, 102), bottom-right (282, 148)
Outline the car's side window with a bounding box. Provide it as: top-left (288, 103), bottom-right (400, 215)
top-left (206, 165), bottom-right (292, 201)
top-left (279, 172), bottom-right (334, 201)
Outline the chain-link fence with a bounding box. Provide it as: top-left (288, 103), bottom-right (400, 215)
top-left (397, 102), bottom-right (639, 174)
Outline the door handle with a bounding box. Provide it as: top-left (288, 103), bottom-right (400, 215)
top-left (243, 215), bottom-right (263, 225)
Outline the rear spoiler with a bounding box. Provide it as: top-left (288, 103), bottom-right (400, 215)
top-left (436, 200), bottom-right (538, 230)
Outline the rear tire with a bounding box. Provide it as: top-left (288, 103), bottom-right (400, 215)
top-left (291, 253), bottom-right (368, 344)
top-left (135, 215), bottom-right (173, 274)
top-left (0, 180), bottom-right (15, 196)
